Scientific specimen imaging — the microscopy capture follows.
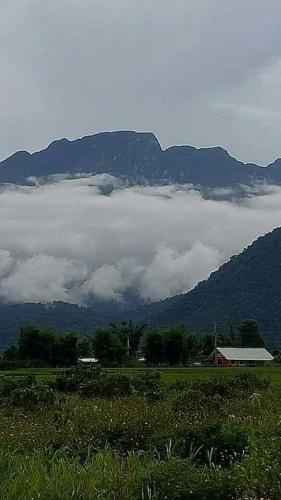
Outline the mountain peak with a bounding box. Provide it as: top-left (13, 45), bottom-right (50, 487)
top-left (0, 130), bottom-right (279, 188)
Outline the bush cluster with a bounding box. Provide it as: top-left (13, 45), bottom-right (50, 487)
top-left (52, 366), bottom-right (164, 400)
top-left (0, 375), bottom-right (55, 409)
top-left (11, 384), bottom-right (55, 409)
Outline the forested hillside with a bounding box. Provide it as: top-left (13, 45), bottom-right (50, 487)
top-left (140, 227), bottom-right (281, 346)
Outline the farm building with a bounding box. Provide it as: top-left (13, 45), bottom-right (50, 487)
top-left (210, 347), bottom-right (273, 367)
top-left (78, 357), bottom-right (98, 364)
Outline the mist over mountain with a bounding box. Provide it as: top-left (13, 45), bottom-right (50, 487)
top-left (138, 227), bottom-right (281, 347)
top-left (1, 227), bottom-right (281, 349)
top-left (0, 132), bottom-right (281, 349)
top-left (2, 130), bottom-right (281, 189)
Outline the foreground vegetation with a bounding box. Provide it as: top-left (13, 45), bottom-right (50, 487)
top-left (0, 367), bottom-right (279, 499)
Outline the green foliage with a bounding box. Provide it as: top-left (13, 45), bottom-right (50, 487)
top-left (132, 370), bottom-right (164, 401)
top-left (52, 365), bottom-right (102, 392)
top-left (3, 345), bottom-right (19, 361)
top-left (109, 320), bottom-right (148, 359)
top-left (10, 384), bottom-right (55, 409)
top-left (17, 325), bottom-right (79, 366)
top-left (77, 336), bottom-right (92, 356)
top-left (238, 319), bottom-right (265, 347)
top-left (143, 331), bottom-right (165, 364)
top-left (230, 371), bottom-right (270, 393)
top-left (143, 326), bottom-right (193, 365)
top-left (53, 366), bottom-right (133, 398)
top-left (79, 373), bottom-right (132, 398)
top-left (0, 375), bottom-right (36, 397)
top-left (0, 368), bottom-right (276, 498)
top-left (93, 329), bottom-right (126, 365)
top-left (172, 389), bottom-right (223, 414)
top-left (147, 458), bottom-right (240, 500)
top-left (53, 332), bottom-right (79, 366)
top-left (179, 372), bottom-right (271, 400)
top-left (176, 423), bottom-right (248, 466)
top-left (53, 366), bottom-right (164, 399)
top-left (18, 325), bottom-right (55, 363)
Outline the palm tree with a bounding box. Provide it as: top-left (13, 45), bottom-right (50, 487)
top-left (109, 320), bottom-right (148, 361)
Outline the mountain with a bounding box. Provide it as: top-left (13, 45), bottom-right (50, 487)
top-left (138, 227), bottom-right (281, 346)
top-left (1, 132), bottom-right (281, 350)
top-left (0, 301), bottom-right (123, 351)
top-left (2, 228), bottom-right (281, 350)
top-left (0, 130), bottom-right (280, 188)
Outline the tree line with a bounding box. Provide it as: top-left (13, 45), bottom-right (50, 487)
top-left (1, 318), bottom-right (265, 368)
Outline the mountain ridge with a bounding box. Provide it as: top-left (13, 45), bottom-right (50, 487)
top-left (0, 130), bottom-right (280, 188)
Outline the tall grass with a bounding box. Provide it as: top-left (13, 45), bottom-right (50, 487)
top-left (0, 369), bottom-right (279, 498)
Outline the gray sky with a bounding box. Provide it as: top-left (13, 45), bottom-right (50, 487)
top-left (1, 0), bottom-right (281, 164)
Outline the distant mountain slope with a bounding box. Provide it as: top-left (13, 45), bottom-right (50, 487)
top-left (0, 301), bottom-right (122, 351)
top-left (0, 130), bottom-right (280, 188)
top-left (139, 227), bottom-right (281, 346)
top-left (1, 229), bottom-right (281, 349)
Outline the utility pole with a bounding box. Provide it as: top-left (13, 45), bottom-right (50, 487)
top-left (214, 321), bottom-right (217, 366)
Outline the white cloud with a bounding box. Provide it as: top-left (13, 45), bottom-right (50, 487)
top-left (139, 242), bottom-right (221, 301)
top-left (0, 176), bottom-right (280, 304)
top-left (0, 254), bottom-right (87, 304)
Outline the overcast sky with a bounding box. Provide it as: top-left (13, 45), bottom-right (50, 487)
top-left (1, 0), bottom-right (281, 164)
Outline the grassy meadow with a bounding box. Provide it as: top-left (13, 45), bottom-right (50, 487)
top-left (2, 364), bottom-right (281, 384)
top-left (0, 365), bottom-right (280, 499)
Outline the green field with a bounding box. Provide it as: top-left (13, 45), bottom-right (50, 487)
top-left (0, 365), bottom-right (280, 498)
top-left (1, 364), bottom-right (281, 384)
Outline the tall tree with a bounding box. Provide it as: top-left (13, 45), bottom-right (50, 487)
top-left (53, 332), bottom-right (79, 366)
top-left (143, 331), bottom-right (165, 365)
top-left (77, 336), bottom-right (92, 356)
top-left (93, 329), bottom-right (125, 365)
top-left (186, 333), bottom-right (200, 361)
top-left (3, 345), bottom-right (19, 361)
top-left (164, 326), bottom-right (188, 365)
top-left (200, 334), bottom-right (215, 357)
top-left (18, 325), bottom-right (55, 364)
top-left (238, 319), bottom-right (264, 347)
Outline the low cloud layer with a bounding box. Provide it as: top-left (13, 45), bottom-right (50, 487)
top-left (0, 176), bottom-right (281, 304)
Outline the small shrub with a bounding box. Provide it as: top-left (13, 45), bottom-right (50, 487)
top-left (169, 380), bottom-right (191, 392)
top-left (10, 384), bottom-right (55, 409)
top-left (79, 374), bottom-right (132, 398)
top-left (147, 458), bottom-right (240, 500)
top-left (191, 379), bottom-right (231, 398)
top-left (184, 372), bottom-right (271, 401)
top-left (176, 423), bottom-right (248, 466)
top-left (172, 389), bottom-right (223, 414)
top-left (132, 371), bottom-right (162, 393)
top-left (231, 372), bottom-right (270, 394)
top-left (0, 375), bottom-right (36, 397)
top-left (52, 366), bottom-right (102, 392)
